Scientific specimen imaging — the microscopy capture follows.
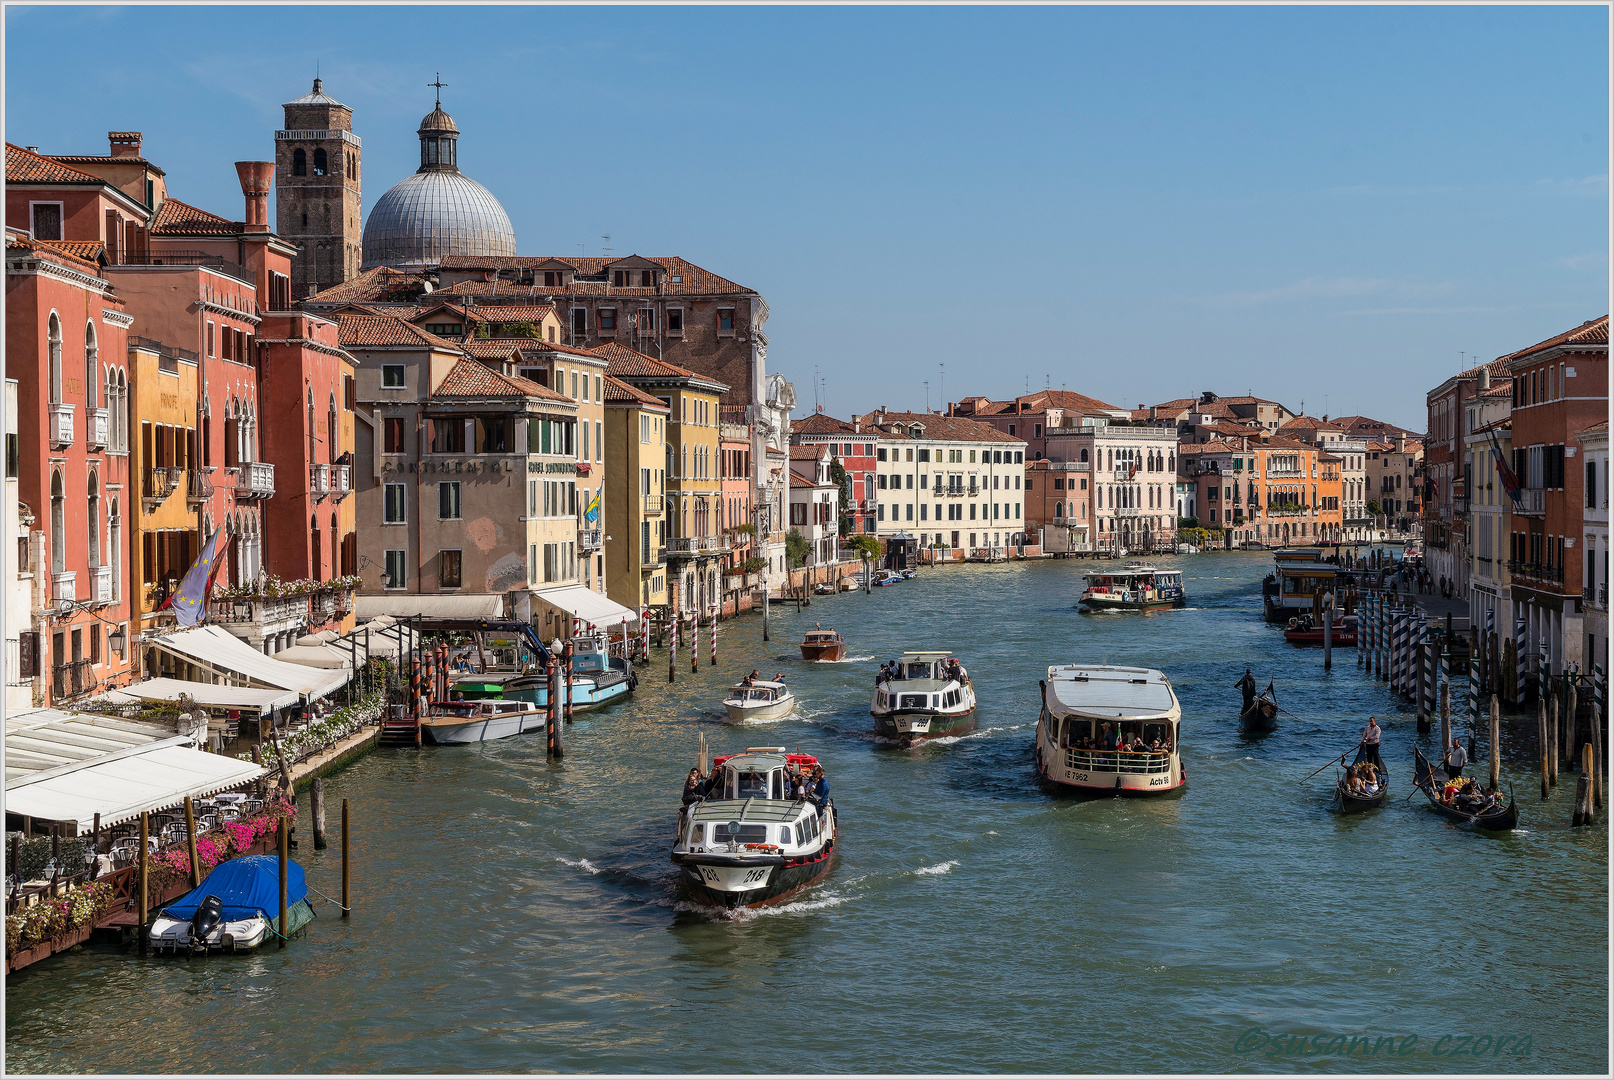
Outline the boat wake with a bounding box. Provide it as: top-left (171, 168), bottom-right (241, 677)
top-left (812, 655), bottom-right (875, 664)
top-left (912, 860), bottom-right (959, 876)
top-left (554, 855), bottom-right (603, 875)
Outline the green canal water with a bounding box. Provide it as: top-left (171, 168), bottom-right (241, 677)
top-left (6, 554), bottom-right (1608, 1073)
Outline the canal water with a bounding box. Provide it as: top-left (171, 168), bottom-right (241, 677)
top-left (6, 554), bottom-right (1607, 1073)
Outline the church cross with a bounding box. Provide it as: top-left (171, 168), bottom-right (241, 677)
top-left (428, 74), bottom-right (448, 107)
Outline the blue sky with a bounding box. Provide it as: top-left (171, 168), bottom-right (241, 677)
top-left (7, 5), bottom-right (1607, 431)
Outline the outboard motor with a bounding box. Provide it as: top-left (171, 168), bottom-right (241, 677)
top-left (188, 895), bottom-right (224, 954)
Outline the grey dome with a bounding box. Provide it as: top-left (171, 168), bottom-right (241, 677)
top-left (361, 169), bottom-right (516, 270)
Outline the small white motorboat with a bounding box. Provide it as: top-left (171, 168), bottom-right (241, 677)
top-left (871, 650), bottom-right (977, 744)
top-left (148, 855), bottom-right (314, 954)
top-left (420, 698), bottom-right (544, 744)
top-left (722, 680), bottom-right (796, 723)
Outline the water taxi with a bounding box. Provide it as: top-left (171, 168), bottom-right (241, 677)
top-left (722, 679), bottom-right (795, 723)
top-left (672, 747), bottom-right (837, 909)
top-left (800, 626), bottom-right (847, 662)
top-left (1078, 563), bottom-right (1186, 611)
top-left (503, 632), bottom-right (637, 711)
top-left (421, 698), bottom-right (544, 744)
top-left (871, 651), bottom-right (977, 744)
top-left (1034, 664), bottom-right (1186, 795)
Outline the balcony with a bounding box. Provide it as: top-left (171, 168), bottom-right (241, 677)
top-left (1517, 488), bottom-right (1545, 516)
top-left (51, 570), bottom-right (77, 604)
top-left (86, 407), bottom-right (109, 451)
top-left (944, 486), bottom-right (966, 498)
top-left (1584, 585), bottom-right (1607, 611)
top-left (664, 536), bottom-right (730, 557)
top-left (642, 494), bottom-right (664, 515)
top-left (1509, 561), bottom-right (1566, 588)
top-left (91, 565), bottom-right (112, 605)
top-left (143, 468), bottom-right (176, 506)
top-left (211, 585), bottom-right (354, 637)
top-left (330, 464), bottom-right (351, 500)
top-left (719, 421), bottom-right (749, 441)
top-left (578, 528), bottom-right (603, 552)
top-left (1115, 506), bottom-right (1141, 518)
top-left (235, 461), bottom-right (275, 499)
top-left (186, 469), bottom-right (213, 506)
top-left (52, 658), bottom-right (93, 700)
top-left (113, 249), bottom-right (254, 285)
top-left (311, 463), bottom-right (330, 499)
top-left (1267, 468), bottom-right (1304, 479)
top-left (49, 403), bottom-right (75, 447)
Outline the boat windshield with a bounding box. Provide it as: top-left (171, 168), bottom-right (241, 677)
top-left (722, 765), bottom-right (789, 800)
top-left (710, 823), bottom-right (769, 845)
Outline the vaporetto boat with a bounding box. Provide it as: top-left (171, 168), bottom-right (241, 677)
top-left (1034, 664), bottom-right (1186, 796)
top-left (871, 651), bottom-right (977, 744)
top-left (1078, 563), bottom-right (1186, 611)
top-left (671, 747), bottom-right (837, 909)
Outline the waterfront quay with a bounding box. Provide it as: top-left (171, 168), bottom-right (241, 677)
top-left (5, 554), bottom-right (1605, 1074)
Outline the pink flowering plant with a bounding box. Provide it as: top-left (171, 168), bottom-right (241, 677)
top-left (5, 881), bottom-right (113, 955)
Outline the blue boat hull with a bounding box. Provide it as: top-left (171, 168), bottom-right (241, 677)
top-left (504, 672), bottom-right (634, 712)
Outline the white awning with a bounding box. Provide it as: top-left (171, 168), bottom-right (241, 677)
top-left (355, 594), bottom-right (504, 619)
top-left (273, 644), bottom-right (353, 670)
top-left (148, 625), bottom-right (349, 699)
top-left (97, 677), bottom-right (298, 717)
top-left (5, 709), bottom-right (266, 833)
top-left (531, 584), bottom-right (638, 628)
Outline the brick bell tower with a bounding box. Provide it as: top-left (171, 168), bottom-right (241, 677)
top-left (275, 78), bottom-right (361, 300)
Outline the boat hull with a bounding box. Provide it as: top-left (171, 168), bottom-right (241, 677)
top-left (1239, 697), bottom-right (1278, 732)
top-left (148, 898), bottom-right (315, 953)
top-left (1079, 595), bottom-right (1184, 611)
top-left (873, 707), bottom-right (976, 745)
top-left (800, 642), bottom-right (847, 662)
top-left (1035, 752), bottom-right (1188, 796)
top-left (1336, 777), bottom-right (1389, 813)
top-left (423, 711), bottom-right (542, 744)
top-left (675, 846), bottom-right (837, 909)
top-left (504, 672), bottom-right (634, 713)
top-left (723, 696), bottom-right (796, 723)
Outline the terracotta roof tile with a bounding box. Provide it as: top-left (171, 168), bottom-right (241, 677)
top-left (595, 341), bottom-right (713, 383)
top-left (459, 339), bottom-right (523, 360)
top-left (790, 412), bottom-right (855, 435)
top-left (963, 388), bottom-right (1126, 418)
top-left (151, 197), bottom-right (239, 236)
top-left (853, 410), bottom-right (1024, 445)
top-left (1327, 415), bottom-right (1423, 440)
top-left (336, 312), bottom-right (463, 351)
top-left (434, 359), bottom-right (571, 403)
top-left (437, 255), bottom-right (756, 296)
top-left (5, 232), bottom-right (106, 276)
top-left (6, 143), bottom-right (104, 184)
top-left (48, 153), bottom-right (165, 177)
top-left (1503, 315), bottom-right (1609, 367)
top-left (602, 374), bottom-right (669, 410)
top-left (306, 265), bottom-right (429, 304)
top-left (1278, 416), bottom-right (1344, 433)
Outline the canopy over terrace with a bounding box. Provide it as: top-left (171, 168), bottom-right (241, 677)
top-left (146, 626), bottom-right (350, 701)
top-left (4, 709), bottom-right (266, 834)
top-left (97, 678), bottom-right (298, 717)
top-left (355, 594), bottom-right (504, 620)
top-left (532, 584), bottom-right (638, 630)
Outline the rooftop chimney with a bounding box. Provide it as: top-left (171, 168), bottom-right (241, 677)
top-left (108, 131), bottom-right (142, 158)
top-left (1478, 366), bottom-right (1491, 392)
top-left (234, 161), bottom-right (272, 232)
top-left (1396, 433), bottom-right (1407, 454)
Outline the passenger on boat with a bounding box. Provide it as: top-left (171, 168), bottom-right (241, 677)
top-left (1125, 734), bottom-right (1145, 752)
top-left (1099, 723), bottom-right (1118, 751)
top-left (773, 672), bottom-right (786, 683)
top-left (683, 770), bottom-right (705, 805)
top-left (807, 766), bottom-right (830, 819)
top-left (1147, 735), bottom-right (1163, 752)
top-left (743, 670), bottom-right (760, 686)
top-left (1453, 781), bottom-right (1489, 812)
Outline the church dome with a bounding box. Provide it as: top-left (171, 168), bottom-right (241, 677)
top-left (360, 99), bottom-right (515, 270)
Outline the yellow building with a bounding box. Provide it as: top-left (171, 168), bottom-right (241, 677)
top-left (129, 337), bottom-right (202, 632)
top-left (602, 375), bottom-right (670, 612)
top-left (599, 344), bottom-right (729, 614)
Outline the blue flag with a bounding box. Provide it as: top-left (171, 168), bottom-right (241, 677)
top-left (162, 528), bottom-right (226, 627)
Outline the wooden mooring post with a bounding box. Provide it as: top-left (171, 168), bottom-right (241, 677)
top-left (546, 657), bottom-right (564, 759)
top-left (183, 797), bottom-right (201, 889)
top-left (1549, 690), bottom-right (1560, 787)
top-left (1572, 744), bottom-right (1593, 826)
top-left (1489, 694), bottom-right (1501, 792)
top-left (1322, 593), bottom-right (1333, 670)
top-left (1539, 696), bottom-right (1550, 800)
top-left (277, 815), bottom-right (288, 949)
top-left (668, 605), bottom-right (677, 683)
top-left (690, 612), bottom-right (698, 674)
top-left (311, 777), bottom-right (328, 851)
top-left (138, 812), bottom-right (149, 953)
top-left (341, 798), bottom-right (351, 919)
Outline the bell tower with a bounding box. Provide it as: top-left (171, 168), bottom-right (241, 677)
top-left (275, 78), bottom-right (361, 301)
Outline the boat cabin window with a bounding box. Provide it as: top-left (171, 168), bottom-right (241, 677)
top-left (779, 826), bottom-right (792, 846)
top-left (710, 823), bottom-right (769, 845)
top-left (1057, 717), bottom-right (1174, 753)
top-left (906, 662), bottom-right (934, 679)
top-left (794, 822), bottom-right (807, 845)
top-left (734, 769), bottom-right (770, 799)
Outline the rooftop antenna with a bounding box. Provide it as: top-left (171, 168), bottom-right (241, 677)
top-left (577, 243), bottom-right (585, 257)
top-left (601, 234), bottom-right (612, 257)
top-left (428, 73), bottom-right (448, 108)
top-left (814, 364), bottom-right (821, 412)
top-left (924, 380), bottom-right (930, 413)
top-left (939, 363), bottom-right (945, 411)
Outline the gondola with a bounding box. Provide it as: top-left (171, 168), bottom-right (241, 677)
top-left (1239, 684), bottom-right (1278, 732)
top-left (1334, 770), bottom-right (1389, 813)
top-left (1412, 747), bottom-right (1518, 830)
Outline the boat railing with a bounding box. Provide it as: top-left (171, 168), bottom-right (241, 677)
top-left (1063, 747), bottom-right (1173, 774)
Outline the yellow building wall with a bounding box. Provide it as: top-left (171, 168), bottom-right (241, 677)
top-left (605, 401), bottom-right (668, 611)
top-left (129, 345), bottom-right (200, 624)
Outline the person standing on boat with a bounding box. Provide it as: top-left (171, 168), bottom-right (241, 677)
top-left (682, 770), bottom-right (705, 806)
top-left (1445, 737), bottom-right (1467, 779)
top-left (1361, 717), bottom-right (1383, 769)
top-left (1235, 669), bottom-right (1257, 712)
top-left (807, 765), bottom-right (830, 821)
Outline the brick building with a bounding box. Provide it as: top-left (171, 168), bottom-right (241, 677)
top-left (275, 79), bottom-right (363, 300)
top-left (1424, 358), bottom-right (1513, 596)
top-left (949, 389), bottom-right (1129, 462)
top-left (789, 411), bottom-right (876, 536)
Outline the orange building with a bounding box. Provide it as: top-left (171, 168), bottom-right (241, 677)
top-left (1183, 434), bottom-right (1340, 548)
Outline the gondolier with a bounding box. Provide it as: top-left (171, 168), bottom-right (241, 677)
top-left (1360, 717), bottom-right (1383, 769)
top-left (1235, 669), bottom-right (1257, 712)
top-left (1445, 737), bottom-right (1467, 778)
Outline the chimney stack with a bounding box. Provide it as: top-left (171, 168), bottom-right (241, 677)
top-left (108, 131), bottom-right (142, 158)
top-left (1479, 366), bottom-right (1491, 392)
top-left (1396, 433), bottom-right (1407, 454)
top-left (234, 162), bottom-right (273, 231)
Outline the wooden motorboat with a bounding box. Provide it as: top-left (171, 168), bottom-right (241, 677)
top-left (148, 855), bottom-right (314, 953)
top-left (1284, 612), bottom-right (1358, 645)
top-left (722, 679), bottom-right (796, 723)
top-left (503, 633), bottom-right (636, 712)
top-left (800, 626), bottom-right (847, 662)
top-left (1035, 665), bottom-right (1186, 796)
top-left (420, 698), bottom-right (544, 744)
top-left (871, 650), bottom-right (977, 745)
top-left (1412, 747), bottom-right (1518, 830)
top-left (1335, 770), bottom-right (1389, 813)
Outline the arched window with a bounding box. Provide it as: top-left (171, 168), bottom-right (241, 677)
top-left (85, 322), bottom-right (98, 409)
top-left (330, 514), bottom-right (339, 580)
top-left (313, 148), bottom-right (327, 176)
top-left (310, 516), bottom-right (322, 580)
top-left (108, 498), bottom-right (121, 600)
top-left (293, 149), bottom-right (306, 176)
top-left (50, 471), bottom-right (65, 575)
top-left (1079, 447), bottom-right (1089, 463)
top-left (87, 470), bottom-right (100, 569)
top-left (1054, 502), bottom-right (1064, 519)
top-left (48, 313), bottom-right (63, 404)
